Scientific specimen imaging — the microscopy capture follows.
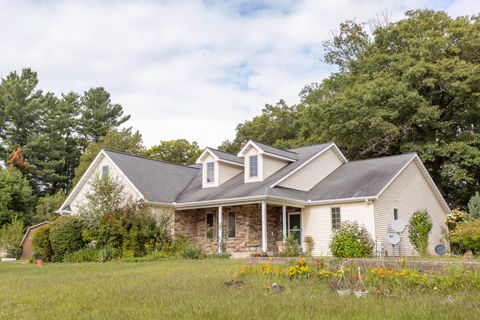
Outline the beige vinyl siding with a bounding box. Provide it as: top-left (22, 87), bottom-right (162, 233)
top-left (279, 148), bottom-right (343, 191)
top-left (148, 205), bottom-right (175, 235)
top-left (262, 155), bottom-right (288, 179)
top-left (302, 202), bottom-right (374, 256)
top-left (218, 162), bottom-right (243, 185)
top-left (373, 160), bottom-right (448, 256)
top-left (69, 155), bottom-right (141, 214)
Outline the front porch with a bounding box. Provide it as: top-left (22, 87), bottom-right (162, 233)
top-left (174, 202), bottom-right (302, 256)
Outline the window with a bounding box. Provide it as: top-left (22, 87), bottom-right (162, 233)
top-left (102, 165), bottom-right (109, 177)
top-left (206, 213), bottom-right (214, 238)
top-left (393, 208), bottom-right (399, 220)
top-left (206, 162), bottom-right (215, 183)
top-left (228, 212), bottom-right (236, 238)
top-left (331, 207), bottom-right (341, 231)
top-left (249, 155), bottom-right (258, 177)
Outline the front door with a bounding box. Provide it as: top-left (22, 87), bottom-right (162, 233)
top-left (288, 213), bottom-right (301, 245)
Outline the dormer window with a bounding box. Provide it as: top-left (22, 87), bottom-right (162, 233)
top-left (196, 148), bottom-right (244, 188)
top-left (206, 162), bottom-right (215, 183)
top-left (249, 155), bottom-right (258, 177)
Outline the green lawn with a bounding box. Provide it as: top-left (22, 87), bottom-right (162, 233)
top-left (0, 259), bottom-right (478, 320)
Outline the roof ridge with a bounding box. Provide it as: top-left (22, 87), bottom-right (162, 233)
top-left (103, 149), bottom-right (200, 170)
top-left (346, 153), bottom-right (417, 164)
top-left (252, 141), bottom-right (298, 155)
top-left (287, 142), bottom-right (333, 152)
top-left (206, 147), bottom-right (240, 157)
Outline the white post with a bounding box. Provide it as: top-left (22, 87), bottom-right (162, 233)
top-left (218, 206), bottom-right (223, 254)
top-left (261, 201), bottom-right (267, 253)
top-left (282, 205), bottom-right (287, 243)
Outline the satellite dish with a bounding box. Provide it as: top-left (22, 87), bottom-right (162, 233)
top-left (391, 219), bottom-right (407, 233)
top-left (386, 233), bottom-right (400, 245)
top-left (435, 244), bottom-right (447, 256)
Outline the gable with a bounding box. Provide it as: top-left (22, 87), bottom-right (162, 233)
top-left (61, 152), bottom-right (143, 214)
top-left (374, 160), bottom-right (450, 255)
top-left (278, 147), bottom-right (343, 191)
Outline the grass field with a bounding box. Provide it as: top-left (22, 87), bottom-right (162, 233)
top-left (0, 259), bottom-right (478, 320)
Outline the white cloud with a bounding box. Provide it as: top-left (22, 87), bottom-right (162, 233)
top-left (0, 0), bottom-right (475, 148)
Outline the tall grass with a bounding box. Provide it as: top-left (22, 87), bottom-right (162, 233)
top-left (0, 260), bottom-right (476, 319)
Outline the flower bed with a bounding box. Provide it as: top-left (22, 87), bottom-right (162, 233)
top-left (236, 258), bottom-right (480, 295)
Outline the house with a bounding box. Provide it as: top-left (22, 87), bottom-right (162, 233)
top-left (20, 221), bottom-right (49, 260)
top-left (58, 141), bottom-right (450, 257)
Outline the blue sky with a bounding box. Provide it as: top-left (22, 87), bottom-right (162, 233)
top-left (0, 0), bottom-right (478, 148)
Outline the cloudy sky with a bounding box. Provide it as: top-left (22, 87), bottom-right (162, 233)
top-left (1, 0), bottom-right (479, 148)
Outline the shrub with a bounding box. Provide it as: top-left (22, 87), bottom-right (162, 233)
top-left (446, 209), bottom-right (467, 233)
top-left (32, 192), bottom-right (65, 224)
top-left (49, 216), bottom-right (85, 262)
top-left (468, 192), bottom-right (480, 220)
top-left (0, 216), bottom-right (24, 258)
top-left (304, 235), bottom-right (315, 257)
top-left (98, 245), bottom-right (114, 262)
top-left (278, 232), bottom-right (302, 257)
top-left (182, 243), bottom-right (203, 259)
top-left (63, 247), bottom-right (99, 263)
top-left (32, 224), bottom-right (53, 261)
top-left (450, 219), bottom-right (480, 255)
top-left (162, 235), bottom-right (189, 257)
top-left (329, 221), bottom-right (374, 258)
top-left (408, 210), bottom-right (432, 256)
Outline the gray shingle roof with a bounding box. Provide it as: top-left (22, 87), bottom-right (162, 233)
top-left (252, 141), bottom-right (298, 160)
top-left (307, 153), bottom-right (415, 201)
top-left (174, 143), bottom-right (331, 203)
top-left (100, 146), bottom-right (416, 206)
top-left (104, 150), bottom-right (199, 203)
top-left (207, 148), bottom-right (243, 165)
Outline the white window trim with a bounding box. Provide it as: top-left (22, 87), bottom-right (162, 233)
top-left (205, 212), bottom-right (215, 239)
top-left (245, 154), bottom-right (263, 183)
top-left (331, 207), bottom-right (341, 231)
top-left (249, 155), bottom-right (258, 178)
top-left (227, 211), bottom-right (236, 238)
top-left (206, 162), bottom-right (215, 183)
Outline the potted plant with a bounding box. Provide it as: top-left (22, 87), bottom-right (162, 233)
top-left (33, 253), bottom-right (44, 267)
top-left (353, 267), bottom-right (368, 298)
top-left (336, 266), bottom-right (351, 296)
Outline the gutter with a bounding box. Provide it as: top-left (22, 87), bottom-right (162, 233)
top-left (171, 195), bottom-right (307, 210)
top-left (306, 196), bottom-right (377, 205)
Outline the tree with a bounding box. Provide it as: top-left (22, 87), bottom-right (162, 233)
top-left (7, 147), bottom-right (31, 170)
top-left (408, 210), bottom-right (432, 256)
top-left (322, 20), bottom-right (370, 71)
top-left (468, 192), bottom-right (480, 219)
top-left (218, 100), bottom-right (304, 154)
top-left (32, 192), bottom-right (66, 224)
top-left (23, 92), bottom-right (83, 195)
top-left (144, 139), bottom-right (201, 165)
top-left (79, 173), bottom-right (125, 225)
top-left (78, 87), bottom-right (130, 145)
top-left (0, 167), bottom-right (36, 227)
top-left (72, 128), bottom-right (144, 187)
top-left (298, 10), bottom-right (480, 207)
top-left (0, 69), bottom-right (44, 157)
top-left (0, 69), bottom-right (132, 197)
top-left (0, 216), bottom-right (24, 258)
